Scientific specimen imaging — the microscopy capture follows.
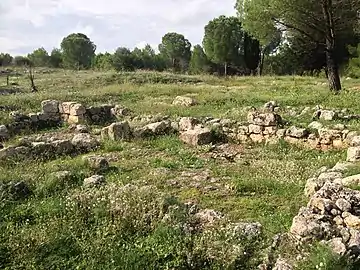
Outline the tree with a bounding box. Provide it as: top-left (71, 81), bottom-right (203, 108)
top-left (236, 0), bottom-right (360, 92)
top-left (142, 45), bottom-right (156, 70)
top-left (133, 44), bottom-right (158, 70)
top-left (244, 33), bottom-right (261, 75)
top-left (0, 53), bottom-right (13, 66)
top-left (60, 33), bottom-right (96, 70)
top-left (159, 32), bottom-right (191, 72)
top-left (93, 53), bottom-right (113, 70)
top-left (189, 45), bottom-right (211, 74)
top-left (49, 48), bottom-right (63, 68)
top-left (13, 56), bottom-right (32, 66)
top-left (27, 47), bottom-right (49, 67)
top-left (152, 54), bottom-right (168, 72)
top-left (203, 16), bottom-right (244, 76)
top-left (112, 47), bottom-right (135, 71)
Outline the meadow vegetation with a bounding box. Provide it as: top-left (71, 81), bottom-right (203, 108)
top-left (1, 70), bottom-right (360, 269)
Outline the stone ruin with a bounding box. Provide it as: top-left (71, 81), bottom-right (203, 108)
top-left (3, 98), bottom-right (360, 163)
top-left (3, 98), bottom-right (360, 267)
top-left (0, 100), bottom-right (131, 142)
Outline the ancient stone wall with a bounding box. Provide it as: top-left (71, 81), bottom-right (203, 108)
top-left (0, 100), bottom-right (131, 142)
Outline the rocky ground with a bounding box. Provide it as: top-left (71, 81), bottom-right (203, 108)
top-left (2, 71), bottom-right (360, 269)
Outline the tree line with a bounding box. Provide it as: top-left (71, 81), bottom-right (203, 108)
top-left (0, 17), bottom-right (263, 77)
top-left (1, 0), bottom-right (359, 92)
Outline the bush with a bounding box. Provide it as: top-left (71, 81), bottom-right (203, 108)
top-left (345, 45), bottom-right (360, 78)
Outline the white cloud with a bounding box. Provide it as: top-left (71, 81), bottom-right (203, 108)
top-left (0, 0), bottom-right (236, 55)
top-left (71, 23), bottom-right (94, 37)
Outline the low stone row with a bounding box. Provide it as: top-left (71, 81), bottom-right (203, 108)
top-left (0, 100), bottom-right (131, 142)
top-left (0, 133), bottom-right (99, 162)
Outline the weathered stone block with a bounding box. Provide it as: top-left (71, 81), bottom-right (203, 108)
top-left (319, 110), bottom-right (338, 121)
top-left (144, 121), bottom-right (170, 135)
top-left (69, 103), bottom-right (86, 116)
top-left (41, 100), bottom-right (59, 113)
top-left (173, 96), bottom-right (197, 107)
top-left (71, 134), bottom-right (100, 152)
top-left (247, 111), bottom-right (282, 126)
top-left (347, 147), bottom-right (360, 162)
top-left (59, 102), bottom-right (76, 114)
top-left (333, 139), bottom-right (344, 149)
top-left (68, 115), bottom-right (86, 124)
top-left (101, 127), bottom-right (109, 140)
top-left (286, 126), bottom-right (308, 138)
top-left (180, 127), bottom-right (213, 146)
top-left (108, 121), bottom-right (131, 141)
top-left (51, 140), bottom-right (75, 156)
top-left (248, 124), bottom-right (263, 134)
top-left (179, 117), bottom-right (200, 131)
top-left (263, 126), bottom-right (277, 135)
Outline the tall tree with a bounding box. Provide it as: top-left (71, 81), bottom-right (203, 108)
top-left (244, 33), bottom-right (261, 75)
top-left (236, 0), bottom-right (360, 92)
top-left (159, 32), bottom-right (191, 72)
top-left (203, 16), bottom-right (244, 76)
top-left (0, 53), bottom-right (13, 66)
top-left (189, 45), bottom-right (211, 74)
top-left (28, 47), bottom-right (49, 67)
top-left (49, 48), bottom-right (63, 68)
top-left (60, 33), bottom-right (96, 70)
top-left (112, 47), bottom-right (135, 71)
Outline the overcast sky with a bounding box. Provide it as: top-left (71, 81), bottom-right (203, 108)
top-left (0, 0), bottom-right (236, 55)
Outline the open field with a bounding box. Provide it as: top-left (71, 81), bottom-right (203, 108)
top-left (2, 70), bottom-right (360, 269)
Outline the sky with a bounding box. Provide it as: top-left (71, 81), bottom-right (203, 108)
top-left (0, 0), bottom-right (236, 55)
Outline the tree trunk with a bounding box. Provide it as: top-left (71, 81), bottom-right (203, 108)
top-left (322, 0), bottom-right (341, 93)
top-left (258, 48), bottom-right (266, 76)
top-left (326, 48), bottom-right (341, 92)
top-left (224, 62), bottom-right (227, 77)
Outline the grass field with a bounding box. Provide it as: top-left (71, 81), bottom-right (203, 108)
top-left (1, 70), bottom-right (360, 269)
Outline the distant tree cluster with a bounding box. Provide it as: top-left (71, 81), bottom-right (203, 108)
top-left (0, 18), bottom-right (262, 76)
top-left (1, 0), bottom-right (359, 92)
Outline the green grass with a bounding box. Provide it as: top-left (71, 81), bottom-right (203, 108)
top-left (1, 69), bottom-right (359, 269)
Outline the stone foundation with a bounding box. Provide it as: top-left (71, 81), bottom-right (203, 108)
top-left (0, 100), bottom-right (130, 142)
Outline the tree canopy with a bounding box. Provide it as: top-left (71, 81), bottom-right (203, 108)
top-left (159, 32), bottom-right (191, 72)
top-left (112, 47), bottom-right (135, 71)
top-left (236, 0), bottom-right (360, 92)
top-left (60, 33), bottom-right (96, 70)
top-left (0, 53), bottom-right (13, 66)
top-left (203, 16), bottom-right (244, 76)
top-left (28, 47), bottom-right (49, 67)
